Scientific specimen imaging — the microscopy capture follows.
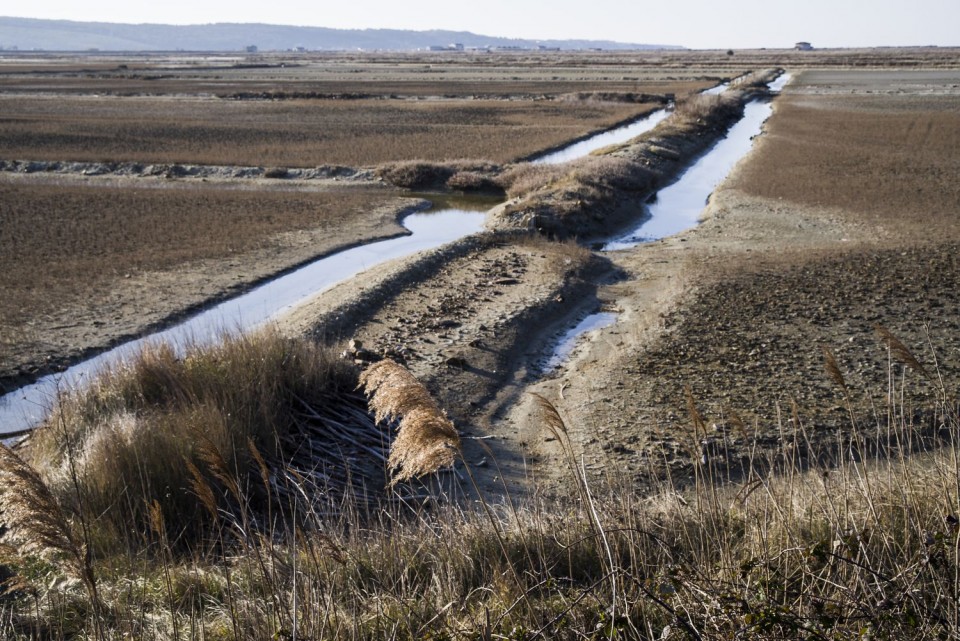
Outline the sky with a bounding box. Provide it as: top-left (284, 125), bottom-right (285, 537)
top-left (4, 0), bottom-right (958, 49)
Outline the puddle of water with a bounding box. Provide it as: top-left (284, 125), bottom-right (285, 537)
top-left (532, 109), bottom-right (669, 165)
top-left (603, 99), bottom-right (774, 250)
top-left (542, 312), bottom-right (618, 372)
top-left (0, 205), bottom-right (487, 434)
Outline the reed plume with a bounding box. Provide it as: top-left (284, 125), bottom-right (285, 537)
top-left (874, 325), bottom-right (930, 379)
top-left (358, 359), bottom-right (460, 484)
top-left (822, 346), bottom-right (848, 393)
top-left (0, 443), bottom-right (100, 611)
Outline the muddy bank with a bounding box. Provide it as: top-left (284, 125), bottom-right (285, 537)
top-left (0, 158), bottom-right (373, 182)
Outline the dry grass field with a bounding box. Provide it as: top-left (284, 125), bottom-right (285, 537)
top-left (733, 95), bottom-right (960, 240)
top-left (6, 54), bottom-right (960, 639)
top-left (0, 180), bottom-right (401, 383)
top-left (0, 95), bottom-right (660, 166)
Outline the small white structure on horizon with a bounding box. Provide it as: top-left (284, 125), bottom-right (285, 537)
top-left (428, 43), bottom-right (465, 52)
top-left (795, 41), bottom-right (813, 51)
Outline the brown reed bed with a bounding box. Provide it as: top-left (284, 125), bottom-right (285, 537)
top-left (0, 95), bottom-right (654, 167)
top-left (0, 326), bottom-right (957, 640)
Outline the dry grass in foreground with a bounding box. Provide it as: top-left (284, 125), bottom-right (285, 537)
top-left (0, 328), bottom-right (958, 639)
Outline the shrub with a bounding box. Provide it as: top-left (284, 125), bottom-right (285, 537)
top-left (376, 161), bottom-right (455, 189)
top-left (25, 329), bottom-right (361, 549)
top-left (263, 166), bottom-right (289, 178)
top-left (445, 170), bottom-right (504, 194)
top-left (673, 92), bottom-right (742, 127)
top-left (496, 163), bottom-right (568, 198)
top-left (376, 159), bottom-right (501, 190)
top-left (571, 155), bottom-right (656, 193)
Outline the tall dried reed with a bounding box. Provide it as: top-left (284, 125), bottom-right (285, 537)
top-left (0, 443), bottom-right (103, 634)
top-left (358, 359), bottom-right (461, 484)
top-left (3, 330), bottom-right (959, 640)
top-left (23, 329), bottom-right (357, 550)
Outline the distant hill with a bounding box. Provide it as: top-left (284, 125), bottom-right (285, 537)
top-left (0, 17), bottom-right (679, 52)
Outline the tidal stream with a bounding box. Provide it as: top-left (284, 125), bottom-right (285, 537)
top-left (544, 73), bottom-right (791, 369)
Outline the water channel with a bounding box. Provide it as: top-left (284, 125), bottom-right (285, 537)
top-left (544, 73), bottom-right (791, 367)
top-left (533, 108), bottom-right (669, 164)
top-left (1, 74), bottom-right (790, 434)
top-left (0, 205), bottom-right (488, 433)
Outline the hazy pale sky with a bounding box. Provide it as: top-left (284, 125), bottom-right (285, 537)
top-left (4, 0), bottom-right (958, 49)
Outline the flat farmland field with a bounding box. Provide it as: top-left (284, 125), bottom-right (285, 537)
top-left (731, 71), bottom-right (960, 240)
top-left (0, 95), bottom-right (664, 166)
top-left (0, 180), bottom-right (404, 382)
top-left (0, 52), bottom-right (725, 167)
top-left (0, 51), bottom-right (723, 97)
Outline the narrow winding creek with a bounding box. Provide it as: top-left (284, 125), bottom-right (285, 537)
top-left (1, 74), bottom-right (790, 434)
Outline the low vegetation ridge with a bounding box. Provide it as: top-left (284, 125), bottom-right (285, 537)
top-left (490, 69), bottom-right (781, 239)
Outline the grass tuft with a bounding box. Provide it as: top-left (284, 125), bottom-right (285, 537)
top-left (23, 328), bottom-right (359, 550)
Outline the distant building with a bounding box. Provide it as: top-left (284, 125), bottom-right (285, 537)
top-left (427, 43), bottom-right (464, 52)
top-left (246, 45), bottom-right (258, 53)
top-left (795, 42), bottom-right (813, 51)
